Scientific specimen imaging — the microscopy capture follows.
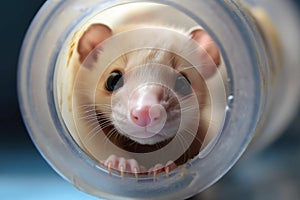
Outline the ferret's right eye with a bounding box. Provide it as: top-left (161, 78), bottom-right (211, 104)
top-left (105, 71), bottom-right (124, 92)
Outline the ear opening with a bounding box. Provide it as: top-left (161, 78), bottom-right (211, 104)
top-left (190, 28), bottom-right (221, 79)
top-left (77, 24), bottom-right (112, 67)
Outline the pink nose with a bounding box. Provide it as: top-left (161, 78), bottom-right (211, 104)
top-left (130, 105), bottom-right (163, 127)
top-left (131, 106), bottom-right (151, 127)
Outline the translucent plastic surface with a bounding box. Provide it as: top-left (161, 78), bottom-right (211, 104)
top-left (18, 0), bottom-right (300, 199)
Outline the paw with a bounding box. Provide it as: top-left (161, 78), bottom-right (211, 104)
top-left (148, 160), bottom-right (177, 176)
top-left (101, 154), bottom-right (147, 176)
top-left (101, 155), bottom-right (177, 177)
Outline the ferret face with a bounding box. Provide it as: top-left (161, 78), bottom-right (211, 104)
top-left (76, 24), bottom-right (219, 149)
top-left (95, 49), bottom-right (208, 145)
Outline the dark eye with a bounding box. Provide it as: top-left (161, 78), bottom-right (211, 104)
top-left (174, 74), bottom-right (192, 96)
top-left (105, 71), bottom-right (124, 92)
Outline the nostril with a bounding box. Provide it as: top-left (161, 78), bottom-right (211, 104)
top-left (133, 116), bottom-right (139, 121)
top-left (149, 104), bottom-right (164, 121)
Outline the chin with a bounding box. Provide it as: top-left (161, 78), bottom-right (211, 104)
top-left (129, 135), bottom-right (167, 145)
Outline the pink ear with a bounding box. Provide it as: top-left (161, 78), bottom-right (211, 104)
top-left (190, 29), bottom-right (220, 78)
top-left (77, 24), bottom-right (112, 65)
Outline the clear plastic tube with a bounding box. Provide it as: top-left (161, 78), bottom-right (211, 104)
top-left (18, 0), bottom-right (300, 199)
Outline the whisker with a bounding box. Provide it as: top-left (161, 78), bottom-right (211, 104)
top-left (93, 120), bottom-right (112, 130)
top-left (87, 119), bottom-right (102, 128)
top-left (82, 124), bottom-right (102, 143)
top-left (83, 117), bottom-right (112, 142)
top-left (104, 128), bottom-right (118, 145)
top-left (180, 105), bottom-right (199, 113)
top-left (78, 113), bottom-right (98, 120)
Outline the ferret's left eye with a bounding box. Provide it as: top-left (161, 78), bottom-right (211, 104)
top-left (174, 74), bottom-right (192, 96)
top-left (105, 71), bottom-right (124, 92)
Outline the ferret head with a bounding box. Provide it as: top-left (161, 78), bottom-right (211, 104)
top-left (77, 24), bottom-right (220, 147)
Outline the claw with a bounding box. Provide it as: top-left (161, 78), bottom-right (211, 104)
top-left (120, 164), bottom-right (125, 178)
top-left (165, 166), bottom-right (170, 177)
top-left (165, 160), bottom-right (177, 177)
top-left (134, 167), bottom-right (138, 180)
top-left (181, 164), bottom-right (187, 177)
top-left (107, 161), bottom-right (112, 176)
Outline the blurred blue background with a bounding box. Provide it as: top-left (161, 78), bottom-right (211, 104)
top-left (0, 1), bottom-right (299, 200)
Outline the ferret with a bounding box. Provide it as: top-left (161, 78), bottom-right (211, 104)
top-left (59, 23), bottom-right (220, 175)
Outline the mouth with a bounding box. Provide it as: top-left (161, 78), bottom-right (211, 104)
top-left (124, 127), bottom-right (164, 139)
top-left (121, 134), bottom-right (174, 153)
top-left (127, 132), bottom-right (169, 145)
top-left (96, 112), bottom-right (173, 153)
